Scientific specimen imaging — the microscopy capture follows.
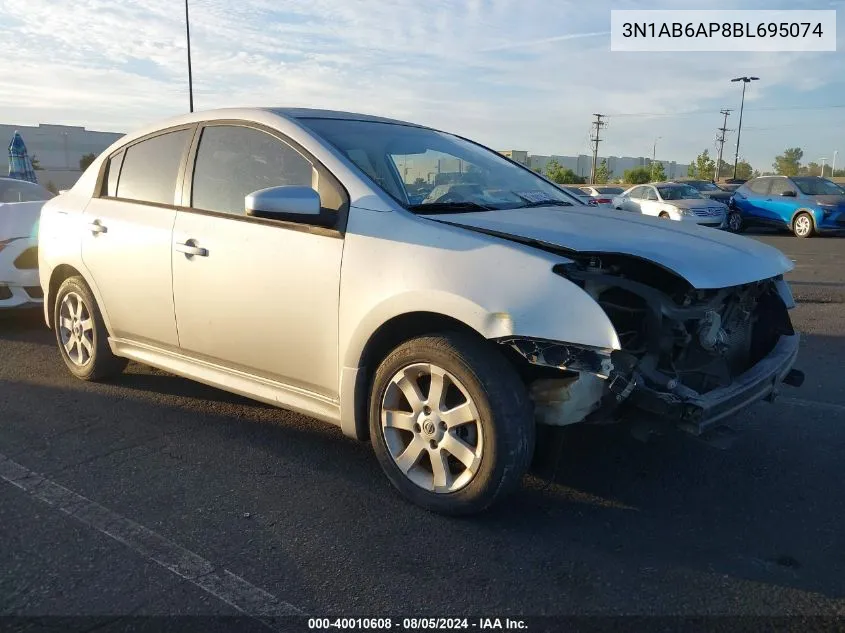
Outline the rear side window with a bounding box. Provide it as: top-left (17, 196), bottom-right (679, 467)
top-left (628, 187), bottom-right (643, 199)
top-left (116, 129), bottom-right (191, 205)
top-left (191, 125), bottom-right (316, 216)
top-left (768, 178), bottom-right (794, 196)
top-left (748, 178), bottom-right (771, 195)
top-left (103, 149), bottom-right (125, 197)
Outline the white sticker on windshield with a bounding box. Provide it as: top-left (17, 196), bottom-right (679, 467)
top-left (515, 190), bottom-right (553, 203)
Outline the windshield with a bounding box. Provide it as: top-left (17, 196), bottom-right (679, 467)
top-left (792, 177), bottom-right (845, 196)
top-left (595, 186), bottom-right (623, 195)
top-left (0, 179), bottom-right (54, 203)
top-left (658, 185), bottom-right (701, 200)
top-left (300, 118), bottom-right (577, 212)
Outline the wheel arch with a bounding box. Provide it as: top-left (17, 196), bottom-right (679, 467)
top-left (791, 207), bottom-right (818, 226)
top-left (46, 265), bottom-right (113, 335)
top-left (345, 311), bottom-right (489, 442)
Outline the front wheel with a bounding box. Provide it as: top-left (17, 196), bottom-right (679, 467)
top-left (727, 211), bottom-right (744, 233)
top-left (53, 276), bottom-right (127, 381)
top-left (369, 332), bottom-right (535, 516)
top-left (793, 212), bottom-right (815, 238)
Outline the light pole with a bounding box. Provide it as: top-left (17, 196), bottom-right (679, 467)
top-left (832, 150), bottom-right (838, 176)
top-left (651, 136), bottom-right (661, 180)
top-left (731, 76), bottom-right (759, 179)
top-left (185, 0), bottom-right (194, 112)
top-left (820, 158), bottom-right (827, 177)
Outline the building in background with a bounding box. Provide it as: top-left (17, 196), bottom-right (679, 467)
top-left (500, 150), bottom-right (690, 182)
top-left (1, 123), bottom-right (124, 190)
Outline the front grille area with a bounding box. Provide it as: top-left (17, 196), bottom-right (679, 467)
top-left (13, 246), bottom-right (38, 270)
top-left (25, 286), bottom-right (44, 299)
top-left (692, 207), bottom-right (724, 217)
top-left (0, 286), bottom-right (12, 300)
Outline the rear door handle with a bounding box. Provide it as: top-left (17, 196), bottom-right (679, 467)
top-left (175, 240), bottom-right (208, 257)
top-left (88, 220), bottom-right (107, 234)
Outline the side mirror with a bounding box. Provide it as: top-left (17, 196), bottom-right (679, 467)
top-left (245, 186), bottom-right (323, 222)
top-left (781, 190), bottom-right (797, 197)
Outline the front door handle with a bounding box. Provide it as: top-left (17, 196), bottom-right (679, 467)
top-left (88, 220), bottom-right (107, 234)
top-left (175, 240), bottom-right (208, 257)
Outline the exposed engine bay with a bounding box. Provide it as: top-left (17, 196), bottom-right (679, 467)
top-left (498, 252), bottom-right (802, 435)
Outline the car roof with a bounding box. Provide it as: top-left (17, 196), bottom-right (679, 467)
top-left (268, 107), bottom-right (426, 128)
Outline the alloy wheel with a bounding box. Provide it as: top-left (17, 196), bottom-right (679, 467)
top-left (728, 212), bottom-right (742, 232)
top-left (380, 363), bottom-right (483, 494)
top-left (58, 292), bottom-right (95, 367)
top-left (794, 214), bottom-right (812, 237)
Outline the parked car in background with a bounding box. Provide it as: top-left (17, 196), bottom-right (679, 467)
top-left (613, 182), bottom-right (728, 228)
top-left (560, 186), bottom-right (596, 206)
top-left (717, 179), bottom-right (747, 192)
top-left (729, 175), bottom-right (845, 237)
top-left (0, 177), bottom-right (54, 308)
top-left (675, 179), bottom-right (734, 204)
top-left (578, 185), bottom-right (624, 208)
top-left (39, 107), bottom-right (802, 515)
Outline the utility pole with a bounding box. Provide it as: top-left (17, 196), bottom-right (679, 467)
top-left (590, 113), bottom-right (606, 184)
top-left (185, 0), bottom-right (194, 112)
top-left (820, 157), bottom-right (827, 177)
top-left (651, 137), bottom-right (661, 180)
top-left (731, 76), bottom-right (759, 179)
top-left (832, 150), bottom-right (838, 176)
top-left (714, 109), bottom-right (732, 181)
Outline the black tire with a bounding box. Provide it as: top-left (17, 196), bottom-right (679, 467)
top-left (53, 276), bottom-right (127, 381)
top-left (658, 212), bottom-right (670, 219)
top-left (792, 211), bottom-right (815, 239)
top-left (369, 332), bottom-right (535, 516)
top-left (727, 211), bottom-right (744, 233)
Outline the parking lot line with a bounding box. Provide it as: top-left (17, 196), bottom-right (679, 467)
top-left (0, 452), bottom-right (306, 626)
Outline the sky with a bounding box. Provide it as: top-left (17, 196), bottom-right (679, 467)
top-left (0, 0), bottom-right (843, 171)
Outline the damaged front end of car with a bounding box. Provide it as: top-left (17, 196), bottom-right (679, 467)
top-left (497, 253), bottom-right (804, 436)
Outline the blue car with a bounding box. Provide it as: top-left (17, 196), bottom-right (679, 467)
top-left (729, 175), bottom-right (845, 238)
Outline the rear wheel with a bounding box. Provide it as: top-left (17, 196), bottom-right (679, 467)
top-left (658, 212), bottom-right (670, 219)
top-left (53, 276), bottom-right (127, 381)
top-left (369, 332), bottom-right (534, 516)
top-left (793, 212), bottom-right (815, 238)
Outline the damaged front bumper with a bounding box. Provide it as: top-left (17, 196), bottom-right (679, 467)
top-left (628, 333), bottom-right (801, 435)
top-left (499, 332), bottom-right (802, 436)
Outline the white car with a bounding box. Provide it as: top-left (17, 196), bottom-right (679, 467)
top-left (614, 182), bottom-right (728, 228)
top-left (0, 177), bottom-right (54, 308)
top-left (39, 108), bottom-right (802, 515)
top-left (579, 185), bottom-right (625, 208)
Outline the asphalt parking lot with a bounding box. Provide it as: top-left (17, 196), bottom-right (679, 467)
top-left (1, 230), bottom-right (844, 625)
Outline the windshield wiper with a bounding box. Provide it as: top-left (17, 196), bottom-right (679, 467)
top-left (408, 201), bottom-right (497, 214)
top-left (517, 199), bottom-right (573, 208)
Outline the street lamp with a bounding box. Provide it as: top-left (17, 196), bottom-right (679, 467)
top-left (731, 76), bottom-right (759, 179)
top-left (832, 150), bottom-right (838, 177)
top-left (820, 157), bottom-right (827, 177)
top-left (185, 0), bottom-right (194, 112)
top-left (651, 136), bottom-right (662, 180)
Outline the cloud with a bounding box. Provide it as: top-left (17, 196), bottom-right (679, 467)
top-left (0, 0), bottom-right (842, 169)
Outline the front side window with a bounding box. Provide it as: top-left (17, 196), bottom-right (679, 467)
top-left (116, 129), bottom-right (191, 205)
top-left (191, 125), bottom-right (316, 216)
top-left (643, 187), bottom-right (658, 201)
top-left (0, 179), bottom-right (54, 203)
top-left (300, 118), bottom-right (575, 212)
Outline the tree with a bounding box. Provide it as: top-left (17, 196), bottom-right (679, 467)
top-left (594, 159), bottom-right (610, 184)
top-left (773, 147), bottom-right (803, 176)
top-left (545, 159), bottom-right (585, 184)
top-left (734, 160), bottom-right (753, 180)
top-left (623, 166), bottom-right (652, 184)
top-left (30, 154), bottom-right (43, 170)
top-left (687, 163), bottom-right (696, 177)
top-left (688, 150), bottom-right (715, 180)
top-left (650, 161), bottom-right (666, 181)
top-left (79, 153), bottom-right (97, 171)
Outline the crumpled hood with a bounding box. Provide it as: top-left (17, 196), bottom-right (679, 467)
top-left (424, 206), bottom-right (794, 289)
top-left (0, 201), bottom-right (43, 240)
